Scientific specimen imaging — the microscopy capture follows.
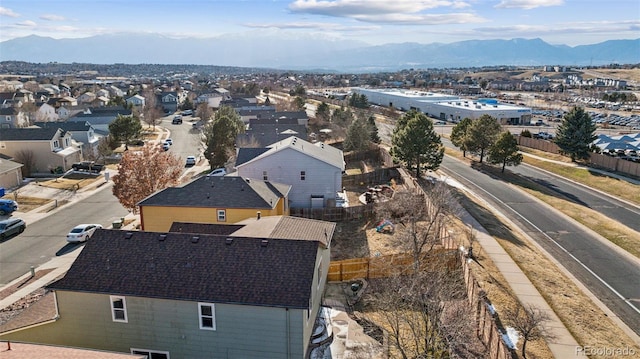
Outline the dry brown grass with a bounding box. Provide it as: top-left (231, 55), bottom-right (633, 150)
top-left (458, 191), bottom-right (640, 358)
top-left (37, 177), bottom-right (98, 191)
top-left (1, 195), bottom-right (52, 212)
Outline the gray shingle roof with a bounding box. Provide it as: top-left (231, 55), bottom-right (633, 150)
top-left (0, 127), bottom-right (61, 141)
top-left (34, 121), bottom-right (92, 132)
top-left (137, 176), bottom-right (291, 209)
top-left (48, 229), bottom-right (319, 308)
top-left (237, 136), bottom-right (344, 170)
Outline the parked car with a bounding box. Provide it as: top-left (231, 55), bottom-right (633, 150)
top-left (207, 168), bottom-right (226, 177)
top-left (0, 199), bottom-right (18, 216)
top-left (533, 132), bottom-right (554, 140)
top-left (162, 143), bottom-right (170, 151)
top-left (164, 138), bottom-right (173, 146)
top-left (181, 110), bottom-right (193, 116)
top-left (0, 218), bottom-right (26, 240)
top-left (172, 115), bottom-right (183, 124)
top-left (186, 155), bottom-right (196, 166)
top-left (66, 224), bottom-right (103, 243)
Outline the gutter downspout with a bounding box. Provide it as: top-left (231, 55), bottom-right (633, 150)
top-left (286, 308), bottom-right (291, 359)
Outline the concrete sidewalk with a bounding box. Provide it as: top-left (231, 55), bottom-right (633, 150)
top-left (460, 209), bottom-right (581, 358)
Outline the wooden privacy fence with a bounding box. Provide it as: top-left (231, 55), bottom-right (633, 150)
top-left (517, 135), bottom-right (640, 178)
top-left (342, 167), bottom-right (402, 187)
top-left (289, 204), bottom-right (376, 221)
top-left (327, 250), bottom-right (458, 282)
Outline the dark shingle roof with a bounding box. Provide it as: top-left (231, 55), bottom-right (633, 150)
top-left (137, 176), bottom-right (290, 208)
top-left (34, 121), bottom-right (92, 132)
top-left (48, 230), bottom-right (318, 308)
top-left (0, 127), bottom-right (61, 141)
top-left (169, 222), bottom-right (244, 235)
top-left (234, 148), bottom-right (271, 166)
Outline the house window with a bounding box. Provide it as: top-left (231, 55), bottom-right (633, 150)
top-left (217, 209), bottom-right (226, 222)
top-left (64, 138), bottom-right (70, 147)
top-left (198, 303), bottom-right (216, 330)
top-left (300, 171), bottom-right (306, 181)
top-left (263, 171), bottom-right (268, 181)
top-left (131, 349), bottom-right (170, 359)
top-left (110, 296), bottom-right (128, 322)
top-left (53, 140), bottom-right (59, 148)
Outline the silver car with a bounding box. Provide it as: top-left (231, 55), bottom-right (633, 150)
top-left (0, 218), bottom-right (26, 240)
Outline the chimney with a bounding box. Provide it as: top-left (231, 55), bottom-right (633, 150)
top-left (257, 211), bottom-right (261, 220)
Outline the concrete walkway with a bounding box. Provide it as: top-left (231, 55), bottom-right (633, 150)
top-left (459, 209), bottom-right (581, 358)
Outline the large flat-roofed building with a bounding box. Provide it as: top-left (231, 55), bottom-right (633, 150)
top-left (428, 99), bottom-right (532, 125)
top-left (353, 88), bottom-right (532, 125)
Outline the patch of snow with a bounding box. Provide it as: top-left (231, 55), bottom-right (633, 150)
top-left (486, 303), bottom-right (496, 315)
top-left (501, 327), bottom-right (519, 349)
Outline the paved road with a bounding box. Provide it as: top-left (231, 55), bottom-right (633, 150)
top-left (0, 183), bottom-right (128, 285)
top-left (439, 155), bottom-right (640, 335)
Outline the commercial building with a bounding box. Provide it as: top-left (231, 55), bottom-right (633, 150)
top-left (353, 88), bottom-right (532, 125)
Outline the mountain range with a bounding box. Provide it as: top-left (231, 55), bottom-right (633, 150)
top-left (1, 34), bottom-right (638, 72)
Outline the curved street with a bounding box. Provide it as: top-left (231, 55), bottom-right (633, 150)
top-left (439, 155), bottom-right (640, 335)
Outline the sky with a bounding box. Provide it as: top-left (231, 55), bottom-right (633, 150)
top-left (0, 0), bottom-right (638, 46)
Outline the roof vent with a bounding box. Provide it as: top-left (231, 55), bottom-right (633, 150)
top-left (125, 232), bottom-right (133, 239)
top-left (159, 234), bottom-right (167, 241)
top-left (261, 239), bottom-right (269, 247)
top-left (226, 238), bottom-right (233, 245)
top-left (191, 236), bottom-right (200, 243)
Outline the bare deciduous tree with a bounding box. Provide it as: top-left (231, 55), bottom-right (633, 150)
top-left (505, 304), bottom-right (555, 359)
top-left (14, 149), bottom-right (36, 177)
top-left (112, 145), bottom-right (182, 214)
top-left (142, 89), bottom-right (163, 129)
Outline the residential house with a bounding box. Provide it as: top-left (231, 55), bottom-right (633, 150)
top-left (0, 127), bottom-right (81, 174)
top-left (0, 107), bottom-right (27, 129)
top-left (36, 102), bottom-right (59, 122)
top-left (0, 92), bottom-right (15, 108)
top-left (1, 216), bottom-right (335, 359)
top-left (155, 92), bottom-right (178, 113)
top-left (96, 89), bottom-right (110, 98)
top-left (91, 96), bottom-right (110, 107)
top-left (0, 156), bottom-right (23, 190)
top-left (125, 94), bottom-right (145, 109)
top-left (236, 119), bottom-right (308, 148)
top-left (35, 121), bottom-right (101, 160)
top-left (195, 88), bottom-right (231, 109)
top-left (77, 92), bottom-right (97, 104)
top-left (235, 136), bottom-right (345, 208)
top-left (68, 106), bottom-right (132, 135)
top-left (138, 175), bottom-right (291, 232)
top-left (108, 85), bottom-right (124, 98)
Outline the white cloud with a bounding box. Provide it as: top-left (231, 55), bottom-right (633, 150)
top-left (0, 6), bottom-right (20, 17)
top-left (15, 20), bottom-right (37, 27)
top-left (244, 21), bottom-right (379, 31)
top-left (40, 14), bottom-right (67, 21)
top-left (494, 0), bottom-right (564, 10)
top-left (288, 0), bottom-right (478, 24)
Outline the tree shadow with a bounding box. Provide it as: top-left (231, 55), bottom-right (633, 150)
top-left (450, 187), bottom-right (529, 249)
top-left (469, 161), bottom-right (590, 207)
top-left (331, 219), bottom-right (372, 260)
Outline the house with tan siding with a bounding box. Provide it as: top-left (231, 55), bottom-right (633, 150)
top-left (137, 175), bottom-right (291, 232)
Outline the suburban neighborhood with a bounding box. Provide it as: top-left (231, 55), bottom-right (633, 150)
top-left (0, 58), bottom-right (639, 359)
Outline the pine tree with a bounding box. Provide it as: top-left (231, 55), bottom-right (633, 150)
top-left (555, 106), bottom-right (597, 162)
top-left (391, 110), bottom-right (444, 177)
top-left (466, 115), bottom-right (501, 163)
top-left (488, 131), bottom-right (523, 172)
top-left (450, 117), bottom-right (473, 157)
top-left (368, 116), bottom-right (381, 144)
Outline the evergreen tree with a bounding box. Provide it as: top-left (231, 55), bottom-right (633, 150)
top-left (344, 117), bottom-right (371, 153)
top-left (202, 106), bottom-right (244, 169)
top-left (368, 116), bottom-right (381, 144)
top-left (450, 117), bottom-right (473, 157)
top-left (466, 115), bottom-right (501, 163)
top-left (555, 106), bottom-right (597, 162)
top-left (316, 102), bottom-right (330, 123)
top-left (108, 114), bottom-right (142, 150)
top-left (488, 131), bottom-right (523, 172)
top-left (391, 110), bottom-right (444, 177)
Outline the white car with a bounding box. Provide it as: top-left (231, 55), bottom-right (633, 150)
top-left (67, 224), bottom-right (103, 243)
top-left (207, 168), bottom-right (226, 177)
top-left (165, 138), bottom-right (173, 145)
top-left (186, 156), bottom-right (196, 166)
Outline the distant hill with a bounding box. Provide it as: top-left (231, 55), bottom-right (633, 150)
top-left (1, 34), bottom-right (638, 72)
